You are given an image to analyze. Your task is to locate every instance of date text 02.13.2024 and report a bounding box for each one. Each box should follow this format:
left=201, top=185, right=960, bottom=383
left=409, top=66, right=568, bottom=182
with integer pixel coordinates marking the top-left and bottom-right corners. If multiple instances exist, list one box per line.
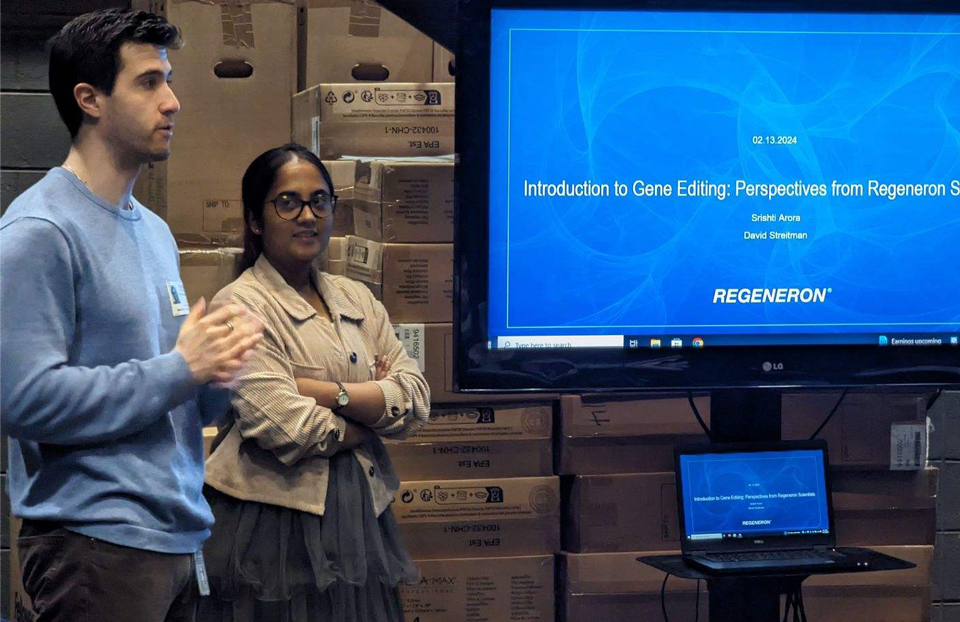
left=752, top=135, right=799, bottom=145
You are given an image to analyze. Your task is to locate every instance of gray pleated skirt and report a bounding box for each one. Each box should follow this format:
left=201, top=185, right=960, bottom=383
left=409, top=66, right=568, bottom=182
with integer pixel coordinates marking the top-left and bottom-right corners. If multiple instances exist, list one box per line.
left=197, top=450, right=418, bottom=622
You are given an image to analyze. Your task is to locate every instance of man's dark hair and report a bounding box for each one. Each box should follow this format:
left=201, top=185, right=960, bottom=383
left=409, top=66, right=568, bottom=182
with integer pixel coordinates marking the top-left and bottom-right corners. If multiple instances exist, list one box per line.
left=49, top=8, right=183, bottom=139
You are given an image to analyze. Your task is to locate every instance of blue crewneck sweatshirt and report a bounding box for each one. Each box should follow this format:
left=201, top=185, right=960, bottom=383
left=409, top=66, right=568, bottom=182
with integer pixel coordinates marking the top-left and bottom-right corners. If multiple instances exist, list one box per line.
left=1, top=168, right=229, bottom=554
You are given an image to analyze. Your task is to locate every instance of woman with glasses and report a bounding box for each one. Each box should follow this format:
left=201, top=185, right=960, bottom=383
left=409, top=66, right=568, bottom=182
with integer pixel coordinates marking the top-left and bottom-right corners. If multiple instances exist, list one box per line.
left=197, top=143, right=430, bottom=622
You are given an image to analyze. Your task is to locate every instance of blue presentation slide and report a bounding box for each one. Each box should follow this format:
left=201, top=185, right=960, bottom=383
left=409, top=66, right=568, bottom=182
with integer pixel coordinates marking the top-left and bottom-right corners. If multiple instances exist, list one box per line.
left=679, top=450, right=830, bottom=539
left=488, top=9, right=960, bottom=346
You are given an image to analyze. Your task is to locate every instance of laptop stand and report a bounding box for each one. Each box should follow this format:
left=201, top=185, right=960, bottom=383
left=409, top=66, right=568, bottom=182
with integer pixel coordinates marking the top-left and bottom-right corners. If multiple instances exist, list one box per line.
left=639, top=541, right=915, bottom=620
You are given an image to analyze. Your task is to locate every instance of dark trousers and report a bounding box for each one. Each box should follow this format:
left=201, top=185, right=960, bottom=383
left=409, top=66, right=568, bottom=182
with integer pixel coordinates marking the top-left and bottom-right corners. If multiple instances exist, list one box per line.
left=17, top=520, right=198, bottom=622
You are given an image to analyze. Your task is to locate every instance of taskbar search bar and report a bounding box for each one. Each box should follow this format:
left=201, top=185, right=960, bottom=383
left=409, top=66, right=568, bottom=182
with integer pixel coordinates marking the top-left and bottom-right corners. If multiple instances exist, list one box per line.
left=495, top=335, right=624, bottom=349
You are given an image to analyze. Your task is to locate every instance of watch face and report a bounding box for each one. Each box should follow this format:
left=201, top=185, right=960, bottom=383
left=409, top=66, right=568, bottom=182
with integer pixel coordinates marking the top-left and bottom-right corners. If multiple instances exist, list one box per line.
left=338, top=392, right=350, bottom=406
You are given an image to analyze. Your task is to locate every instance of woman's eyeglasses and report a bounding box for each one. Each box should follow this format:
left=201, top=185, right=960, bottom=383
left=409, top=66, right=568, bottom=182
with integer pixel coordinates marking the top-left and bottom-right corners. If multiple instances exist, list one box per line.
left=267, top=192, right=338, bottom=220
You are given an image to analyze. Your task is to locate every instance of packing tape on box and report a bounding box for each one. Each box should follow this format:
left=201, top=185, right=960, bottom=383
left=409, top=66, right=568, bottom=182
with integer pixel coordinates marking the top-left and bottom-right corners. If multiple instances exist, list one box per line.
left=172, top=0, right=294, bottom=48
left=307, top=0, right=357, bottom=7
left=173, top=0, right=294, bottom=4
left=181, top=248, right=219, bottom=267
left=307, top=0, right=383, bottom=37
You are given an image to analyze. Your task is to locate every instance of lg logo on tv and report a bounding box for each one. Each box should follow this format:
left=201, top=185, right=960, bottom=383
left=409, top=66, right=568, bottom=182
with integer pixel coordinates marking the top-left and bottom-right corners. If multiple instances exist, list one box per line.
left=762, top=361, right=784, bottom=372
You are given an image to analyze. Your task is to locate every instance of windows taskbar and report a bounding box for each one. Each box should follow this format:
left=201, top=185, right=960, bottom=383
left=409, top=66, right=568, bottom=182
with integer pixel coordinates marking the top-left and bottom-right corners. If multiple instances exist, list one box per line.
left=491, top=334, right=960, bottom=349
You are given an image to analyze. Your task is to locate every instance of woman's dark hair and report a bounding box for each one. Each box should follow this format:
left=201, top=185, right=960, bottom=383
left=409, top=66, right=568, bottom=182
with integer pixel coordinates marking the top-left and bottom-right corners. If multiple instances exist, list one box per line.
left=237, top=143, right=335, bottom=276
left=49, top=9, right=182, bottom=139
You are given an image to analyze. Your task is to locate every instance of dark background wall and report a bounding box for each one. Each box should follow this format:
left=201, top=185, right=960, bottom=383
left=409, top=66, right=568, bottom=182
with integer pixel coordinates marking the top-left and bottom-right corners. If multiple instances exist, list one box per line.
left=930, top=392, right=960, bottom=622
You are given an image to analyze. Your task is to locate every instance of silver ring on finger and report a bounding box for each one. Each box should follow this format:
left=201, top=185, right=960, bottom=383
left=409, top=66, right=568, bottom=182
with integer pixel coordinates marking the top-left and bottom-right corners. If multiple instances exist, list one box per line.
left=225, top=320, right=235, bottom=332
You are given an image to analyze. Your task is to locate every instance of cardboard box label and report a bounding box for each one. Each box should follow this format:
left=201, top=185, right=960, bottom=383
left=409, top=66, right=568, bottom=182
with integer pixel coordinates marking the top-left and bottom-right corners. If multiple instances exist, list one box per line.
left=344, top=235, right=383, bottom=283
left=380, top=244, right=452, bottom=323
left=395, top=323, right=426, bottom=371
left=202, top=199, right=244, bottom=233
left=384, top=406, right=554, bottom=479
left=389, top=404, right=552, bottom=442
left=354, top=159, right=454, bottom=242
left=324, top=85, right=445, bottom=113
left=400, top=556, right=554, bottom=622
left=395, top=478, right=559, bottom=523
left=387, top=439, right=553, bottom=480
left=293, top=83, right=454, bottom=159
left=891, top=424, right=926, bottom=470
left=420, top=405, right=551, bottom=440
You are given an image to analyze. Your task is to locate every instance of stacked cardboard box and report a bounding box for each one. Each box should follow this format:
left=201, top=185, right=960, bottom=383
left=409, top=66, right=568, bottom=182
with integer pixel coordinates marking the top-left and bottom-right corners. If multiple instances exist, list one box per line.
left=385, top=404, right=553, bottom=481
left=561, top=550, right=708, bottom=622
left=392, top=427, right=559, bottom=622
left=561, top=467, right=938, bottom=554
left=178, top=246, right=243, bottom=306
left=401, top=555, right=555, bottom=622
left=388, top=404, right=559, bottom=622
left=292, top=12, right=554, bottom=621
left=432, top=43, right=455, bottom=82
left=556, top=393, right=709, bottom=621
left=292, top=82, right=455, bottom=160
left=561, top=546, right=932, bottom=622
left=782, top=392, right=929, bottom=470
left=132, top=0, right=297, bottom=247
left=394, top=475, right=560, bottom=560
left=557, top=393, right=711, bottom=475
left=298, top=0, right=435, bottom=89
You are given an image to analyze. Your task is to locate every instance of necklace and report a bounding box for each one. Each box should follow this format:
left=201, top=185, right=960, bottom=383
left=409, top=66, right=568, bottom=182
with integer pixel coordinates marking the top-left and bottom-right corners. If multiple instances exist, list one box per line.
left=62, top=162, right=135, bottom=211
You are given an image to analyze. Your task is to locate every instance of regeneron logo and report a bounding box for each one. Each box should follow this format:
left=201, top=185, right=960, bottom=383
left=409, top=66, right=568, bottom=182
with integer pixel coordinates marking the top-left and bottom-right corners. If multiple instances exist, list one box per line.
left=713, top=287, right=832, bottom=304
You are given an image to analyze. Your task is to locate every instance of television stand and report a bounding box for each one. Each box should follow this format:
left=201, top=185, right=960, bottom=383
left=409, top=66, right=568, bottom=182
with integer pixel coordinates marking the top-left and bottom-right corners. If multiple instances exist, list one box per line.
left=694, top=388, right=784, bottom=620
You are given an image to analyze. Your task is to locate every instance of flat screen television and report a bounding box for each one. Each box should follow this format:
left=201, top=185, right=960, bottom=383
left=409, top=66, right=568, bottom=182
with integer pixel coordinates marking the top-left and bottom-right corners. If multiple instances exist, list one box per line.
left=454, top=0, right=960, bottom=394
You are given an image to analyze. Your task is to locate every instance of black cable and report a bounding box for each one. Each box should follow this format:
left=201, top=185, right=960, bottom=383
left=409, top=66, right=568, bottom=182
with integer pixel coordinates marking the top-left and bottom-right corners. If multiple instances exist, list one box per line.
left=661, top=573, right=670, bottom=622
left=781, top=586, right=792, bottom=622
left=660, top=573, right=701, bottom=622
left=797, top=584, right=808, bottom=622
left=809, top=389, right=849, bottom=440
left=694, top=579, right=700, bottom=622
left=687, top=392, right=713, bottom=441
left=927, top=388, right=944, bottom=412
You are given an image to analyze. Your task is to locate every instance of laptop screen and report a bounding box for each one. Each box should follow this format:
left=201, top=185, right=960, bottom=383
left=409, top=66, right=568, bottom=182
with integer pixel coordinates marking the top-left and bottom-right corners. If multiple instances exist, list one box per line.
left=677, top=448, right=831, bottom=544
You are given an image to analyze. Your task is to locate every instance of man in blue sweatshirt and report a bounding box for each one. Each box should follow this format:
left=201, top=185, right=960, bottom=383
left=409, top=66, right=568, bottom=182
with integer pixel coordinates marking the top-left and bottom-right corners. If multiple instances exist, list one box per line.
left=0, top=9, right=264, bottom=621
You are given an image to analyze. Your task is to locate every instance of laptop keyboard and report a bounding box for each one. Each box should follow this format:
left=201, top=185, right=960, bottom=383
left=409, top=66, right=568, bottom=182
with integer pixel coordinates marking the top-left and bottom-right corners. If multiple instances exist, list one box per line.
left=705, top=550, right=834, bottom=563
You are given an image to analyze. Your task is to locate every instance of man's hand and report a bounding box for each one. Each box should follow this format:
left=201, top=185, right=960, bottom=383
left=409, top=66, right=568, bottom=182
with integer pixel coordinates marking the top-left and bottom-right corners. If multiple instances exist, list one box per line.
left=174, top=298, right=264, bottom=385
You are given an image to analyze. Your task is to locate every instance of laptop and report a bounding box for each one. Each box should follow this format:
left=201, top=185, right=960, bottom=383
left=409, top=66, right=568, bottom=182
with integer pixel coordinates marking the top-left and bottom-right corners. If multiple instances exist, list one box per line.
left=675, top=440, right=856, bottom=574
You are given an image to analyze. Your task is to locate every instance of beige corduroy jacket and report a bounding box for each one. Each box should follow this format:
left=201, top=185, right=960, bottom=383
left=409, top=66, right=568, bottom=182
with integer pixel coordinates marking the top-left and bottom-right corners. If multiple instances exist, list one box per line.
left=204, top=254, right=430, bottom=516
